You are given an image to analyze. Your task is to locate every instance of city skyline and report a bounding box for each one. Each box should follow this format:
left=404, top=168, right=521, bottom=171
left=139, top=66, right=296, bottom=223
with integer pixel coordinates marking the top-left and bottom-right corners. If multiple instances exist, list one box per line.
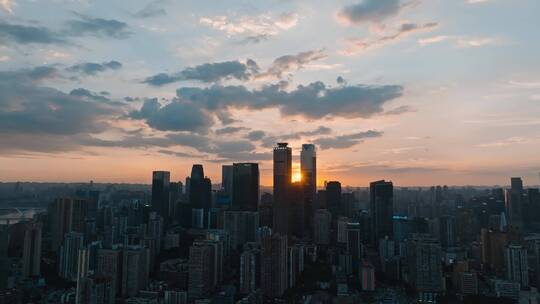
left=1, top=0, right=540, bottom=186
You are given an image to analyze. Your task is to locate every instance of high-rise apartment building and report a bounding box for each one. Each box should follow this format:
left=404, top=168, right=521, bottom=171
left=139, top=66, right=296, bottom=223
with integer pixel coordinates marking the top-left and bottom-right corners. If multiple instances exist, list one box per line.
left=22, top=221, right=42, bottom=277
left=59, top=232, right=84, bottom=282
left=505, top=244, right=529, bottom=289
left=260, top=233, right=288, bottom=298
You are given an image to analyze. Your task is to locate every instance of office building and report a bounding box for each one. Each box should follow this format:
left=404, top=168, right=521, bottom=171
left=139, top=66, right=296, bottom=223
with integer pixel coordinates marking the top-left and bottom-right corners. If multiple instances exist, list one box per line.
left=370, top=180, right=394, bottom=245
left=313, top=209, right=331, bottom=245
left=151, top=171, right=171, bottom=221
left=505, top=177, right=524, bottom=230
left=325, top=181, right=341, bottom=219
left=189, top=165, right=212, bottom=227
left=232, top=163, right=260, bottom=211
left=76, top=274, right=115, bottom=304
left=273, top=143, right=292, bottom=236
left=222, top=165, right=233, bottom=198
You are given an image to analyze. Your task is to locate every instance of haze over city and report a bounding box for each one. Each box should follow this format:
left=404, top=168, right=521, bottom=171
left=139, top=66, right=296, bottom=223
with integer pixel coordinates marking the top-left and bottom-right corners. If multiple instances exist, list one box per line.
left=1, top=0, right=539, bottom=186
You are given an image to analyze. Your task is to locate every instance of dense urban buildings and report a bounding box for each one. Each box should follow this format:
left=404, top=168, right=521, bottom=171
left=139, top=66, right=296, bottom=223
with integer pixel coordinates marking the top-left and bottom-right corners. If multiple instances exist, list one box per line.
left=2, top=143, right=540, bottom=304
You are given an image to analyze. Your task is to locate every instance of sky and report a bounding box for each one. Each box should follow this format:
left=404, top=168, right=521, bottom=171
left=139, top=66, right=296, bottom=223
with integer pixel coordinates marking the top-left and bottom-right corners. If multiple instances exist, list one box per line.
left=0, top=0, right=540, bottom=187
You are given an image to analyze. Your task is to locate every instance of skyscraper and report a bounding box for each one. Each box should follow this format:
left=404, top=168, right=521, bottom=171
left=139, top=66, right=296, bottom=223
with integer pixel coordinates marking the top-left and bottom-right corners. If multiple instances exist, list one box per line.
left=505, top=177, right=524, bottom=230
left=326, top=181, right=342, bottom=219
left=406, top=235, right=443, bottom=296
left=188, top=165, right=212, bottom=227
left=59, top=232, right=84, bottom=282
left=505, top=244, right=529, bottom=289
left=22, top=221, right=42, bottom=277
left=188, top=241, right=217, bottom=299
left=260, top=233, right=288, bottom=298
left=300, top=144, right=317, bottom=195
left=122, top=246, right=150, bottom=298
left=301, top=144, right=317, bottom=237
left=151, top=171, right=171, bottom=221
left=273, top=143, right=292, bottom=236
left=313, top=209, right=331, bottom=245
left=222, top=165, right=233, bottom=197
left=96, top=248, right=122, bottom=299
left=232, top=163, right=260, bottom=211
left=49, top=198, right=89, bottom=250
left=370, top=180, right=394, bottom=245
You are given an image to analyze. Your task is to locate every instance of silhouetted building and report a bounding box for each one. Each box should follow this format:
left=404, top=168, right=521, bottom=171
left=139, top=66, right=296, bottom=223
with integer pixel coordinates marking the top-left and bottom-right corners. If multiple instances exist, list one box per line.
left=273, top=143, right=292, bottom=236
left=151, top=171, right=171, bottom=221
left=505, top=177, right=524, bottom=230
left=122, top=246, right=150, bottom=298
left=240, top=246, right=260, bottom=295
left=505, top=244, right=528, bottom=289
left=326, top=181, right=341, bottom=220
left=370, top=180, right=394, bottom=245
left=301, top=144, right=317, bottom=236
left=406, top=235, right=443, bottom=296
left=232, top=163, right=259, bottom=211
left=59, top=232, right=84, bottom=282
left=260, top=233, right=288, bottom=298
left=96, top=248, right=122, bottom=299
left=313, top=209, right=331, bottom=245
left=222, top=165, right=233, bottom=198
left=189, top=165, right=212, bottom=227
left=22, top=221, right=42, bottom=277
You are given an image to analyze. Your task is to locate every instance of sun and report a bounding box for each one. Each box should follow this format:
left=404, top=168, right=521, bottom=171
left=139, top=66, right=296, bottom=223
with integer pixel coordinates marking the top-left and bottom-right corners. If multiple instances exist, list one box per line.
left=292, top=171, right=302, bottom=183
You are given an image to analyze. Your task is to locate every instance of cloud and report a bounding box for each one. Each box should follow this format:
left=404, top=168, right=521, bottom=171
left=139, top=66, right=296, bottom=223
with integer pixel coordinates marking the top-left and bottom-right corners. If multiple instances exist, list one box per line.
left=384, top=105, right=415, bottom=115
left=0, top=21, right=67, bottom=44
left=66, top=14, right=131, bottom=39
left=0, top=68, right=122, bottom=146
left=143, top=50, right=327, bottom=86
left=215, top=126, right=249, bottom=135
left=246, top=130, right=266, bottom=141
left=259, top=49, right=327, bottom=78
left=465, top=0, right=490, bottom=4
left=338, top=0, right=401, bottom=25
left=200, top=12, right=299, bottom=39
left=457, top=37, right=497, bottom=48
left=1, top=0, right=15, bottom=13
left=177, top=81, right=403, bottom=120
left=476, top=137, right=532, bottom=148
left=129, top=98, right=214, bottom=133
left=66, top=60, right=122, bottom=76
left=418, top=35, right=449, bottom=46
left=341, top=22, right=438, bottom=55
left=260, top=126, right=333, bottom=148
left=313, top=130, right=383, bottom=149
left=133, top=1, right=167, bottom=18
left=142, top=60, right=259, bottom=86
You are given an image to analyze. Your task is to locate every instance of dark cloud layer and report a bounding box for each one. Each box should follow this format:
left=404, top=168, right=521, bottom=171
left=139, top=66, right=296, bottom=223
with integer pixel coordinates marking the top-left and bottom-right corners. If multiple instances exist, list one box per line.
left=142, top=50, right=325, bottom=86
left=215, top=126, right=249, bottom=135
left=129, top=98, right=213, bottom=133
left=314, top=130, right=383, bottom=149
left=177, top=81, right=403, bottom=120
left=0, top=69, right=121, bottom=137
left=67, top=61, right=122, bottom=76
left=66, top=15, right=131, bottom=39
left=339, top=0, right=401, bottom=24
left=0, top=22, right=67, bottom=44
left=142, top=60, right=259, bottom=86
left=0, top=15, right=131, bottom=46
